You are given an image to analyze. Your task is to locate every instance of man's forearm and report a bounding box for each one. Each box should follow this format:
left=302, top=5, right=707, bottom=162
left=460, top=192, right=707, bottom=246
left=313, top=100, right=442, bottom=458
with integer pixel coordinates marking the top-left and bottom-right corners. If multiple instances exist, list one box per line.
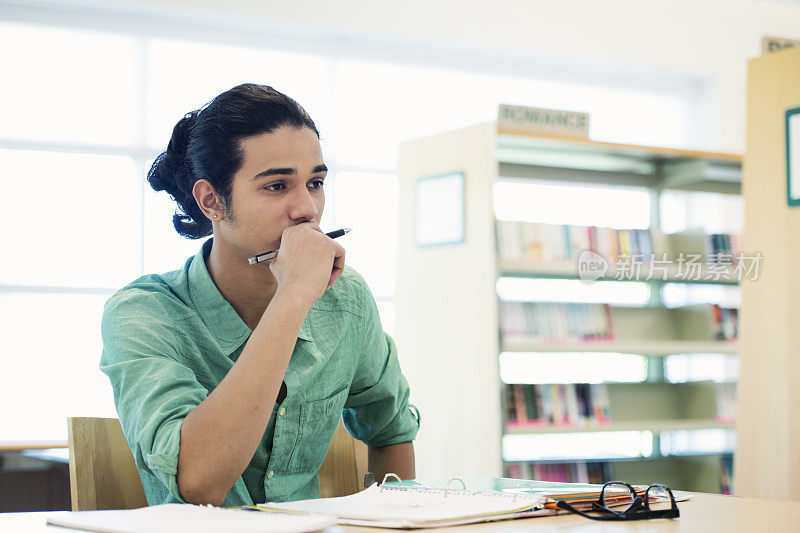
left=177, top=289, right=312, bottom=506
left=368, top=441, right=416, bottom=483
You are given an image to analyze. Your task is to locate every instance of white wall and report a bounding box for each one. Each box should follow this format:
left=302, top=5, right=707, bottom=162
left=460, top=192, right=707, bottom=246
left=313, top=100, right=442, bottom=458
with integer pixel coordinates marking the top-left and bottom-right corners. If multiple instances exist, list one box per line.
left=94, top=0, right=800, bottom=152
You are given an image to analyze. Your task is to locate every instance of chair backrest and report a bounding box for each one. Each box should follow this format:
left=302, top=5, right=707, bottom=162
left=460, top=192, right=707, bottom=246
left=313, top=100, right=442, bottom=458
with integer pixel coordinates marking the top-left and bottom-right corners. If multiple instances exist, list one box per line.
left=67, top=417, right=148, bottom=511
left=319, top=418, right=369, bottom=498
left=68, top=416, right=366, bottom=509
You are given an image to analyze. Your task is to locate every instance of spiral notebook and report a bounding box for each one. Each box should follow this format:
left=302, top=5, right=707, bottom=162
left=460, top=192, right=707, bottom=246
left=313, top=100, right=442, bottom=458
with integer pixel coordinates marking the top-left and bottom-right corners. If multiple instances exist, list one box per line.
left=256, top=483, right=551, bottom=529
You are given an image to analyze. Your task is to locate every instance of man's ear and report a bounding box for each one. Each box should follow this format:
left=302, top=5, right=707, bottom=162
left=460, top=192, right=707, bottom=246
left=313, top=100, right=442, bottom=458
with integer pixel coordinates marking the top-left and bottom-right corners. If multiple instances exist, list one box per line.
left=192, top=179, right=224, bottom=222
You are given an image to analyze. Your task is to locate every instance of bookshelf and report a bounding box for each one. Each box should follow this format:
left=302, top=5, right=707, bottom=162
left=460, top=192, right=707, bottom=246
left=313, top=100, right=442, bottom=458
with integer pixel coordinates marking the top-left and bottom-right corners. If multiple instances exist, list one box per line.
left=396, top=123, right=742, bottom=494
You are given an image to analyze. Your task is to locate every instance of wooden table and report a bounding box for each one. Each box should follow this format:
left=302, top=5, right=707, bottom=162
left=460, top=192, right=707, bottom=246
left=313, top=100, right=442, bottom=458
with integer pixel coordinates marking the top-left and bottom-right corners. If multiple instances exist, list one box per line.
left=2, top=493, right=799, bottom=532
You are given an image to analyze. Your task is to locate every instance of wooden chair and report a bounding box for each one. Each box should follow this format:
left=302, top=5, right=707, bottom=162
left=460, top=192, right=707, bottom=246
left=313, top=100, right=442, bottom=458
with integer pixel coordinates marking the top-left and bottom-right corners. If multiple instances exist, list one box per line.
left=67, top=416, right=367, bottom=510
left=67, top=417, right=148, bottom=511
left=319, top=419, right=369, bottom=498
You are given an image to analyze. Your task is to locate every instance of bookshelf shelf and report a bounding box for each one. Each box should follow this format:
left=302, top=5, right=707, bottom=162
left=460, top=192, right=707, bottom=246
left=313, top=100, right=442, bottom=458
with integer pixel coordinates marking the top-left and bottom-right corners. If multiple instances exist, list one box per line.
left=397, top=122, right=742, bottom=492
left=495, top=130, right=742, bottom=165
left=501, top=339, right=739, bottom=355
left=495, top=131, right=742, bottom=195
left=512, top=452, right=734, bottom=464
left=505, top=419, right=735, bottom=435
left=498, top=259, right=740, bottom=285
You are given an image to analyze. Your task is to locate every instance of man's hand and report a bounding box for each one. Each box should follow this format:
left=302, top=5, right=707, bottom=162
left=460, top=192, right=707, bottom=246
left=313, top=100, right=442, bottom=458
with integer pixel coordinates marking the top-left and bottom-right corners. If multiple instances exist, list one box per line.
left=269, top=222, right=346, bottom=305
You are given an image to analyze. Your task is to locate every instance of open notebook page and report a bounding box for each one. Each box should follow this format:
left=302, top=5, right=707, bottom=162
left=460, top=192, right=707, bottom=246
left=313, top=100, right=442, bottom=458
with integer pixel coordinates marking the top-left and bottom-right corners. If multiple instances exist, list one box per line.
left=260, top=484, right=547, bottom=526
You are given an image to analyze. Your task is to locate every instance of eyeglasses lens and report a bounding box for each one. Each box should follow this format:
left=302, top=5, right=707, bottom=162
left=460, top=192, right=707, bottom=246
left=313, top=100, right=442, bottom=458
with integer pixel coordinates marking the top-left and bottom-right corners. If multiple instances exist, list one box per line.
left=645, top=485, right=670, bottom=509
left=601, top=482, right=635, bottom=510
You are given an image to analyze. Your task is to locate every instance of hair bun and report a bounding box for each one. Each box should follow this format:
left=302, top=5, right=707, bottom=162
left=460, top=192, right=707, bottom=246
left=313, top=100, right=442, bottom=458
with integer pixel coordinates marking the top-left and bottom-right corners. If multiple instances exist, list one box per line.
left=147, top=111, right=198, bottom=199
left=147, top=110, right=212, bottom=239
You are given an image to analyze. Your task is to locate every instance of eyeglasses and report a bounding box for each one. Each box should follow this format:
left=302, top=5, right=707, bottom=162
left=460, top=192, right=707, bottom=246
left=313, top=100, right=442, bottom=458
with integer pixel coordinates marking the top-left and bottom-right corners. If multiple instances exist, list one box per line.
left=556, top=481, right=680, bottom=521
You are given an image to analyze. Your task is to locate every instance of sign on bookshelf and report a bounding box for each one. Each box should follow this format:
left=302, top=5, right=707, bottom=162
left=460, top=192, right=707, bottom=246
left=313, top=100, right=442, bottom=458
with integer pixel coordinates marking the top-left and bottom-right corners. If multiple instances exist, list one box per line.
left=414, top=171, right=465, bottom=247
left=787, top=107, right=800, bottom=207
left=498, top=104, right=589, bottom=138
left=763, top=36, right=800, bottom=55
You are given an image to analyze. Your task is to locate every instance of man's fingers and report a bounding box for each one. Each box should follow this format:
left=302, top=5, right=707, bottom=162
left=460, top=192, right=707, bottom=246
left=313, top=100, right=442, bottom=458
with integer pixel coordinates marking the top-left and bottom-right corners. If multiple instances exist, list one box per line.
left=331, top=243, right=346, bottom=273
left=305, top=221, right=323, bottom=233
left=327, top=243, right=345, bottom=289
left=332, top=240, right=346, bottom=258
left=327, top=268, right=343, bottom=290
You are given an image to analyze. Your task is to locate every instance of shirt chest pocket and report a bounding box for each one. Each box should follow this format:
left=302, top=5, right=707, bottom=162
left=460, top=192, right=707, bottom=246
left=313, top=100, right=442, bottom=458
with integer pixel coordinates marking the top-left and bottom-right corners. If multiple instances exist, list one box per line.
left=287, top=386, right=350, bottom=474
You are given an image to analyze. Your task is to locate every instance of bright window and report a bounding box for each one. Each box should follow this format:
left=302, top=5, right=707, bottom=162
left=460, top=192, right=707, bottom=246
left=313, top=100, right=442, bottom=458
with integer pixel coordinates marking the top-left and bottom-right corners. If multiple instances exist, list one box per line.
left=499, top=352, right=648, bottom=384
left=1, top=149, right=140, bottom=288
left=494, top=180, right=651, bottom=229
left=503, top=431, right=653, bottom=461
left=497, top=278, right=651, bottom=306
left=146, top=39, right=330, bottom=149
left=660, top=190, right=744, bottom=235
left=0, top=293, right=117, bottom=442
left=332, top=172, right=399, bottom=298
left=664, top=353, right=739, bottom=383
left=0, top=22, right=140, bottom=146
left=660, top=429, right=736, bottom=456
left=661, top=283, right=742, bottom=309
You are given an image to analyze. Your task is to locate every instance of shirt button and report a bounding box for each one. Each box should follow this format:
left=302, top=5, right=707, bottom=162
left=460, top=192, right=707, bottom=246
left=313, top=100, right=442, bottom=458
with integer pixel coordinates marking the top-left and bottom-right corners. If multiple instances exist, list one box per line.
left=279, top=407, right=285, bottom=416
left=267, top=471, right=275, bottom=479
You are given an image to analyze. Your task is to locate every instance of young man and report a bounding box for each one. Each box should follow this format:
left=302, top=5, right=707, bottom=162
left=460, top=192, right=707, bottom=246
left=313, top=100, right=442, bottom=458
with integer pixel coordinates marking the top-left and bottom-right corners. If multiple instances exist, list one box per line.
left=100, top=84, right=418, bottom=507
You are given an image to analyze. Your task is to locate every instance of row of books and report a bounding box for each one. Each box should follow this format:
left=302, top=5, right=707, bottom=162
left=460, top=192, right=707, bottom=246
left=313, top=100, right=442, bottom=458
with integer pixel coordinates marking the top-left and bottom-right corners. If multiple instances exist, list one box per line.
left=719, top=454, right=734, bottom=495
left=715, top=382, right=737, bottom=424
left=505, top=461, right=612, bottom=484
left=506, top=456, right=732, bottom=494
left=500, top=302, right=614, bottom=343
left=711, top=305, right=739, bottom=341
left=706, top=233, right=741, bottom=264
left=505, top=383, right=612, bottom=427
left=496, top=221, right=653, bottom=263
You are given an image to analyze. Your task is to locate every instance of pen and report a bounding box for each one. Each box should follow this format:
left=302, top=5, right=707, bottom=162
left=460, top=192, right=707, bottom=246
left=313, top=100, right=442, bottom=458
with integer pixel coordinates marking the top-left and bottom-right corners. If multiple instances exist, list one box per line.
left=247, top=228, right=352, bottom=265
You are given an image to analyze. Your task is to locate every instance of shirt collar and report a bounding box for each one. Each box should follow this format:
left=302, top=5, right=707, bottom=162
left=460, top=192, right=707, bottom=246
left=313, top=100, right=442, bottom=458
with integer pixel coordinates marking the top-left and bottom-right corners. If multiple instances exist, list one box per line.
left=187, top=239, right=312, bottom=352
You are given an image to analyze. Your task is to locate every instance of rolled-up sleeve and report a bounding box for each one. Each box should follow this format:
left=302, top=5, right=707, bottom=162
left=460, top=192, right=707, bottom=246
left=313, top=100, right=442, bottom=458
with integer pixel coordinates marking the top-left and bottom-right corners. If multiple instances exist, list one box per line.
left=342, top=277, right=420, bottom=448
left=99, top=289, right=251, bottom=505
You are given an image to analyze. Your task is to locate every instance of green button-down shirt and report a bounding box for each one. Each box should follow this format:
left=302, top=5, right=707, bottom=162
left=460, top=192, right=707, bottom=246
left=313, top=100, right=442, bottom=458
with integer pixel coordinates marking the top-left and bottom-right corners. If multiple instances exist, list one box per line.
left=100, top=239, right=419, bottom=506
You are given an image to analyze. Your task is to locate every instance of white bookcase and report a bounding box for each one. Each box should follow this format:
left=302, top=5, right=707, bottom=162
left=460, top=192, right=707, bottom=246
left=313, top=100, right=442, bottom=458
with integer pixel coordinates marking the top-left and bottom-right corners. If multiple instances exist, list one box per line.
left=396, top=123, right=742, bottom=492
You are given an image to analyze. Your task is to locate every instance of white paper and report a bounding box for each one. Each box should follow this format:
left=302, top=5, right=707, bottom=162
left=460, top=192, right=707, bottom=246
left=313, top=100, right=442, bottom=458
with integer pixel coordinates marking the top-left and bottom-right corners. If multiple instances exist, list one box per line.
left=46, top=504, right=336, bottom=533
